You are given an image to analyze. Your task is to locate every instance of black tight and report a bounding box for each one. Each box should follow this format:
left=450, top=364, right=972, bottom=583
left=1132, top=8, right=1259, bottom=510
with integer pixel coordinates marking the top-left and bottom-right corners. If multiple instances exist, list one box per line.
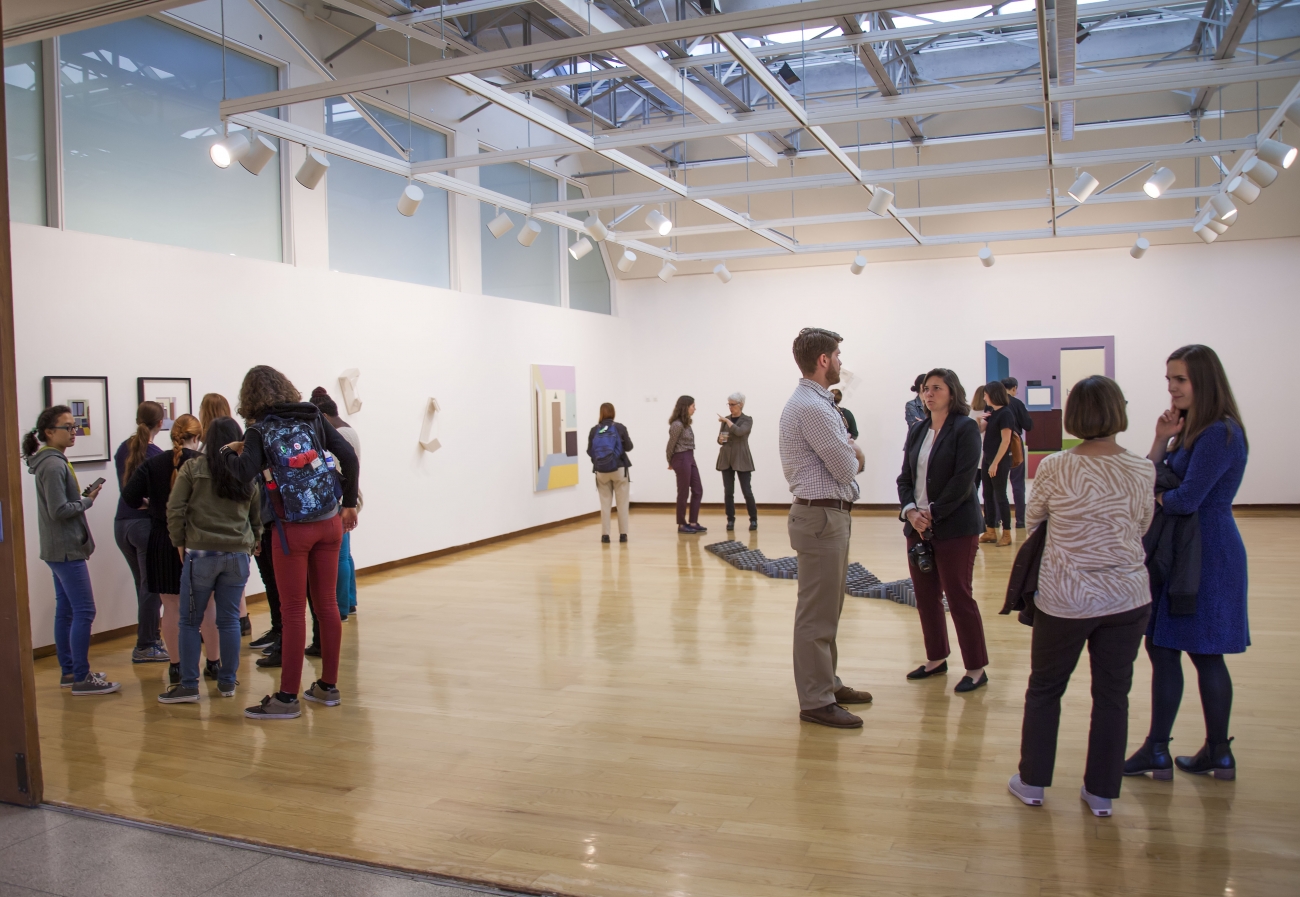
left=1146, top=637, right=1233, bottom=744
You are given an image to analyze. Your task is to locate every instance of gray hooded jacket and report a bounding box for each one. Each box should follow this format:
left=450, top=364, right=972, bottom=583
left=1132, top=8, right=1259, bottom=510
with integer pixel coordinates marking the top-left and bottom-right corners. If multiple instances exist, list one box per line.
left=26, top=447, right=95, bottom=562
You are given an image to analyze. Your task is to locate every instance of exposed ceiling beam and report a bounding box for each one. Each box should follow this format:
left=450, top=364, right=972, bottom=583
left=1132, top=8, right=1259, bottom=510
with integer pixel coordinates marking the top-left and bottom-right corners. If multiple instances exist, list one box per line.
left=323, top=0, right=447, bottom=50
left=836, top=14, right=924, bottom=142
left=1036, top=0, right=1059, bottom=233
left=1191, top=0, right=1258, bottom=112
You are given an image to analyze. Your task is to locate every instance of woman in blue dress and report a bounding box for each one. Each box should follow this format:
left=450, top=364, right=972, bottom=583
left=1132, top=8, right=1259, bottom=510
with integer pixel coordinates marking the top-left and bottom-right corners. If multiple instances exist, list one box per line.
left=1126, top=345, right=1248, bottom=780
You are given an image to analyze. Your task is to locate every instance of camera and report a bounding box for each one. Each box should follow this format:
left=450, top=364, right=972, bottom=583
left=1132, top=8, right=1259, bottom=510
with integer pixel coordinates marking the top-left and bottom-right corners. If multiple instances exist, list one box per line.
left=909, top=537, right=935, bottom=575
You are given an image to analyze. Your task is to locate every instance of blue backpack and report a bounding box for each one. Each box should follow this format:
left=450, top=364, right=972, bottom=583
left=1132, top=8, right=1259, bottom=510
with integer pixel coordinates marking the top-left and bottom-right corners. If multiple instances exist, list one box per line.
left=591, top=423, right=624, bottom=473
left=256, top=413, right=342, bottom=533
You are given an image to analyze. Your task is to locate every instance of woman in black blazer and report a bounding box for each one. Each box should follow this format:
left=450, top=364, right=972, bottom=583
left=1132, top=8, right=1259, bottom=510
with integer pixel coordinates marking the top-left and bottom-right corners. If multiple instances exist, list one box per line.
left=897, top=368, right=991, bottom=693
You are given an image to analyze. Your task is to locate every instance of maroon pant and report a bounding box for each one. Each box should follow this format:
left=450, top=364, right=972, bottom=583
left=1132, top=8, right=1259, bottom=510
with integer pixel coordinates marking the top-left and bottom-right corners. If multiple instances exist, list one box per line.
left=670, top=450, right=702, bottom=525
left=906, top=532, right=989, bottom=670
left=271, top=515, right=343, bottom=694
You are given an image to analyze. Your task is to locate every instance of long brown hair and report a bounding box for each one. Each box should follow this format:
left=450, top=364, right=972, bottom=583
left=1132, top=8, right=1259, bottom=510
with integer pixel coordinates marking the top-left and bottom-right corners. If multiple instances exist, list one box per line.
left=237, top=365, right=301, bottom=423
left=169, top=414, right=203, bottom=486
left=1168, top=344, right=1248, bottom=450
left=125, top=401, right=165, bottom=481
left=669, top=395, right=694, bottom=427
left=199, top=393, right=231, bottom=433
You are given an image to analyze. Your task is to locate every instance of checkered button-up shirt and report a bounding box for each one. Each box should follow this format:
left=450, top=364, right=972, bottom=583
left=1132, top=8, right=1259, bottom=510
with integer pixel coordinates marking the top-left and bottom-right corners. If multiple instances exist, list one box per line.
left=779, top=379, right=861, bottom=502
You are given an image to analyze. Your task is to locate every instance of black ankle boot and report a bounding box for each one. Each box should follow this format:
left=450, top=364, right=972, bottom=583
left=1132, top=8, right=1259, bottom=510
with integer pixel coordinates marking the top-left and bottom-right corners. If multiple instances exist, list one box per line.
left=1124, top=737, right=1173, bottom=780
left=239, top=615, right=251, bottom=636
left=1175, top=738, right=1236, bottom=780
left=203, top=659, right=221, bottom=681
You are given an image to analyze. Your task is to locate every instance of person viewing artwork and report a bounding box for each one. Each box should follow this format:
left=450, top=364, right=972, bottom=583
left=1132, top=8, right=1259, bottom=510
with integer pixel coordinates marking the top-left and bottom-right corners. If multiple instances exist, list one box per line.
left=666, top=395, right=705, bottom=534
left=979, top=380, right=1015, bottom=547
left=779, top=328, right=872, bottom=729
left=1007, top=376, right=1155, bottom=818
left=716, top=393, right=757, bottom=532
left=830, top=388, right=858, bottom=440
left=1125, top=344, right=1248, bottom=781
left=24, top=405, right=118, bottom=695
left=904, top=374, right=926, bottom=427
left=897, top=368, right=989, bottom=693
left=1001, top=377, right=1035, bottom=530
left=200, top=392, right=253, bottom=637
left=587, top=403, right=633, bottom=544
left=311, top=387, right=361, bottom=621
left=114, top=400, right=168, bottom=664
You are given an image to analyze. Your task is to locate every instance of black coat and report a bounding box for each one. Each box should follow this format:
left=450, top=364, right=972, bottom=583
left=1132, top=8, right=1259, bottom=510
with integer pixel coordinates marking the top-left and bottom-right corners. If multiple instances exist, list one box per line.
left=1143, top=462, right=1201, bottom=616
left=897, top=413, right=985, bottom=540
left=1000, top=522, right=1046, bottom=626
left=1008, top=395, right=1034, bottom=434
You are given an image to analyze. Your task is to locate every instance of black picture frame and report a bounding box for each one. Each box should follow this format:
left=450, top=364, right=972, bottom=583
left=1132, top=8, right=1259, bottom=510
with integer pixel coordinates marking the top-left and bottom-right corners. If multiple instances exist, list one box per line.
left=42, top=376, right=110, bottom=464
left=136, top=378, right=193, bottom=430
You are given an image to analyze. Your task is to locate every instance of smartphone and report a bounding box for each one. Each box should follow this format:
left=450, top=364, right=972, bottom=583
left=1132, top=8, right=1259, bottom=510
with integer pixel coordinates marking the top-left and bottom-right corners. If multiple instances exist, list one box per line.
left=82, top=477, right=105, bottom=497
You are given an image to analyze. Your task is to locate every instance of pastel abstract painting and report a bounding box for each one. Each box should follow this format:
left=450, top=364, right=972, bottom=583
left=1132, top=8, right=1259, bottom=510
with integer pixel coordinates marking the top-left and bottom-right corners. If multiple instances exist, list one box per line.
left=531, top=364, right=579, bottom=491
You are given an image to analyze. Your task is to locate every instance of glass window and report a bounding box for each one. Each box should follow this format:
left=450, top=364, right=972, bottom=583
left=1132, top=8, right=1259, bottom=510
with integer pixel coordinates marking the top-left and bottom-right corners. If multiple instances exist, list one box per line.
left=566, top=184, right=610, bottom=315
left=480, top=163, right=559, bottom=306
left=324, top=98, right=449, bottom=289
left=5, top=42, right=45, bottom=225
left=59, top=17, right=282, bottom=261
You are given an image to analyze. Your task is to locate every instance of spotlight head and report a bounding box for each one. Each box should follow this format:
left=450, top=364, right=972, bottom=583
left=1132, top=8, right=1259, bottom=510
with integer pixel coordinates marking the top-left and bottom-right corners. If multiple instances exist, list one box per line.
left=294, top=148, right=330, bottom=190
left=396, top=183, right=424, bottom=217
left=210, top=131, right=250, bottom=169
left=487, top=210, right=514, bottom=239
left=617, top=248, right=637, bottom=273
left=867, top=188, right=893, bottom=216
left=849, top=254, right=867, bottom=275
left=1067, top=171, right=1100, bottom=203
left=239, top=132, right=278, bottom=176
left=1197, top=212, right=1228, bottom=234
left=645, top=209, right=673, bottom=236
left=777, top=62, right=800, bottom=86
left=1286, top=99, right=1300, bottom=129
left=1227, top=175, right=1261, bottom=205
left=1143, top=167, right=1176, bottom=198
left=1242, top=157, right=1278, bottom=188
left=1257, top=137, right=1297, bottom=170
left=657, top=261, right=677, bottom=283
left=568, top=236, right=594, bottom=260
left=1192, top=222, right=1218, bottom=244
left=713, top=262, right=732, bottom=283
left=584, top=214, right=609, bottom=242
left=1130, top=237, right=1150, bottom=259
left=517, top=219, right=543, bottom=247
left=979, top=247, right=995, bottom=268
left=1208, top=193, right=1237, bottom=223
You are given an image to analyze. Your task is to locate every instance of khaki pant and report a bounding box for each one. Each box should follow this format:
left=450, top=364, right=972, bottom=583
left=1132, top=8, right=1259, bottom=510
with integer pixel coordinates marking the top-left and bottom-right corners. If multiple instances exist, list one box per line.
left=595, top=469, right=630, bottom=537
left=788, top=504, right=851, bottom=710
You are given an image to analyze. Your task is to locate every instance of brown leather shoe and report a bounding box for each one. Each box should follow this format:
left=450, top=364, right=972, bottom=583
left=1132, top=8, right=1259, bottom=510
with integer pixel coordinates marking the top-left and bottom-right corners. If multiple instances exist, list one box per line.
left=799, top=703, right=863, bottom=728
left=833, top=685, right=873, bottom=704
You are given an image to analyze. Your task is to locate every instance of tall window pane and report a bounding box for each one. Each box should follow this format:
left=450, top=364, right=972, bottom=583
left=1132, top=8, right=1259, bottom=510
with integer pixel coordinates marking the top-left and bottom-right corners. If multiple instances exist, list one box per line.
left=325, top=98, right=449, bottom=289
left=60, top=17, right=282, bottom=261
left=566, top=184, right=610, bottom=314
left=4, top=42, right=45, bottom=225
left=480, top=163, right=559, bottom=306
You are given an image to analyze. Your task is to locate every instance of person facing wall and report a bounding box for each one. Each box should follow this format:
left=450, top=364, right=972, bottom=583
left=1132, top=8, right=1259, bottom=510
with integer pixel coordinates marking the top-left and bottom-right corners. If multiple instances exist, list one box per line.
left=979, top=380, right=1015, bottom=547
left=1001, top=377, right=1035, bottom=530
left=114, top=400, right=167, bottom=664
left=666, top=396, right=704, bottom=535
left=716, top=392, right=756, bottom=532
left=311, top=387, right=360, bottom=622
left=587, top=402, right=633, bottom=544
left=199, top=392, right=252, bottom=638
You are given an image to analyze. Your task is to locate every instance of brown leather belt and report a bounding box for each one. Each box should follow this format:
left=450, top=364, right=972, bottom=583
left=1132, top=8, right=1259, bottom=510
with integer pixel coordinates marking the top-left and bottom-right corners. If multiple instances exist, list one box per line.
left=792, top=497, right=854, bottom=512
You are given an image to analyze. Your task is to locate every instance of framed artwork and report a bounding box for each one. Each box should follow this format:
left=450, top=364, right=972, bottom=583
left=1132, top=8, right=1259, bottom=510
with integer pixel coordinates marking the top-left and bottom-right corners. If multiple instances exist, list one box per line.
left=137, top=378, right=192, bottom=429
left=42, top=376, right=110, bottom=463
left=530, top=364, right=578, bottom=491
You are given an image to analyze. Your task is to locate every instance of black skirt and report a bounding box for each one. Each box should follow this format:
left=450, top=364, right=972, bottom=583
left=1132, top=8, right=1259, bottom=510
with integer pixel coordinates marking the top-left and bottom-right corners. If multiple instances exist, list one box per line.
left=145, top=519, right=183, bottom=595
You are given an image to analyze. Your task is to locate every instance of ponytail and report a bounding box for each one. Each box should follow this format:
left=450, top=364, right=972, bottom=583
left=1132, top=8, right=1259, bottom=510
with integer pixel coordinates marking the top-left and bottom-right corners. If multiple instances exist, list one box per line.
left=125, top=401, right=165, bottom=481
left=168, top=413, right=203, bottom=487
left=22, top=406, right=72, bottom=459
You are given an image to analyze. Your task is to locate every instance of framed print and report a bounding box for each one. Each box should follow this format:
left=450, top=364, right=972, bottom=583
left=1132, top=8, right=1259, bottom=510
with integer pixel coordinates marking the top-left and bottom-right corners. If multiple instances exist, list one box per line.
left=137, top=378, right=192, bottom=430
left=42, top=376, right=110, bottom=463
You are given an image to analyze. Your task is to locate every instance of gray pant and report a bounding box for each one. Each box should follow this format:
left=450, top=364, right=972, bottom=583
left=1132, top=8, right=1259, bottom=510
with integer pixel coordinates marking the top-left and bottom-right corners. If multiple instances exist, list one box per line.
left=114, top=517, right=159, bottom=649
left=595, top=469, right=630, bottom=536
left=788, top=504, right=851, bottom=710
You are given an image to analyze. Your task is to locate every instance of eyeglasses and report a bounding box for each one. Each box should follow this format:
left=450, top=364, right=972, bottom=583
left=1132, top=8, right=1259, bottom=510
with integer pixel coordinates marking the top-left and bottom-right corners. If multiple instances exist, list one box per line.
left=49, top=425, right=77, bottom=432
left=727, top=402, right=741, bottom=407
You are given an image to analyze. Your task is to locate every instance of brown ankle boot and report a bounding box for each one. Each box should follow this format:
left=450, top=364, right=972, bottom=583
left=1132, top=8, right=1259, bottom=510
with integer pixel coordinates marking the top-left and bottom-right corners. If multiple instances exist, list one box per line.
left=997, top=529, right=1012, bottom=547
left=978, top=527, right=997, bottom=543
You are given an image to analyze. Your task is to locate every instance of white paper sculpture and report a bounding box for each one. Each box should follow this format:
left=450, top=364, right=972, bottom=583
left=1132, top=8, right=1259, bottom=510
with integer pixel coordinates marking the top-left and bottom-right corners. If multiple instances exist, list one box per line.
left=338, top=368, right=362, bottom=414
left=419, top=397, right=441, bottom=453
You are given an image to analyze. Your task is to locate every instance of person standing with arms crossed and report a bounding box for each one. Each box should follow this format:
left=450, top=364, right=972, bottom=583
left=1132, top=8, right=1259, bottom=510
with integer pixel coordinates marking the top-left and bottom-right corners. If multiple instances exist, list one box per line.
left=779, top=328, right=873, bottom=728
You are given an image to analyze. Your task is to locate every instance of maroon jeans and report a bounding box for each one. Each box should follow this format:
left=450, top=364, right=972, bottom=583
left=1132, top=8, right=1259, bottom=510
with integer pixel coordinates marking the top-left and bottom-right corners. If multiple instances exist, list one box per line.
left=670, top=450, right=702, bottom=526
left=271, top=515, right=343, bottom=694
left=906, top=532, right=989, bottom=670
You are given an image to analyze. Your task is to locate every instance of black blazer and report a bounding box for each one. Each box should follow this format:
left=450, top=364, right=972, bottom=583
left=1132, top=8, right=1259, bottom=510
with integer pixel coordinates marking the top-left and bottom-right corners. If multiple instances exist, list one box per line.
left=896, top=413, right=984, bottom=540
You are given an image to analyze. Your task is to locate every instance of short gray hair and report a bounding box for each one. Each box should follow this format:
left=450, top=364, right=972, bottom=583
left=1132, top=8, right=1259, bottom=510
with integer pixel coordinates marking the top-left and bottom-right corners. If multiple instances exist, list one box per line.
left=728, top=392, right=746, bottom=405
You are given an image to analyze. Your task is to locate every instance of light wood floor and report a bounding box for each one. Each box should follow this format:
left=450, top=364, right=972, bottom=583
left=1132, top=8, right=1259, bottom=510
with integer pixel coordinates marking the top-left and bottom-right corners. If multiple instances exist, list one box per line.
left=34, top=509, right=1300, bottom=897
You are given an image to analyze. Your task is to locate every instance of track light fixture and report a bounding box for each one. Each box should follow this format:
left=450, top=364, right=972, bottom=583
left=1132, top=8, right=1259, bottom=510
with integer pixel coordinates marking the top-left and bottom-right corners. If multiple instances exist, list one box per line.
left=1208, top=193, right=1237, bottom=224
left=867, top=188, right=893, bottom=216
left=657, top=261, right=677, bottom=282
left=397, top=183, right=423, bottom=217
left=1196, top=211, right=1228, bottom=235
left=517, top=220, right=542, bottom=247
left=1067, top=172, right=1100, bottom=203
left=295, top=148, right=330, bottom=190
left=568, top=236, right=593, bottom=260
left=849, top=254, right=867, bottom=275
left=487, top=210, right=514, bottom=239
left=239, top=133, right=278, bottom=176
left=1286, top=100, right=1300, bottom=128
left=1227, top=175, right=1261, bottom=205
left=979, top=246, right=995, bottom=268
left=1257, top=137, right=1297, bottom=170
left=1193, top=221, right=1219, bottom=244
left=1130, top=236, right=1149, bottom=259
left=645, top=209, right=673, bottom=236
left=713, top=262, right=732, bottom=283
left=617, top=248, right=637, bottom=273
left=585, top=214, right=610, bottom=241
left=1242, top=157, right=1278, bottom=188
left=1143, top=167, right=1175, bottom=198
left=210, top=131, right=250, bottom=169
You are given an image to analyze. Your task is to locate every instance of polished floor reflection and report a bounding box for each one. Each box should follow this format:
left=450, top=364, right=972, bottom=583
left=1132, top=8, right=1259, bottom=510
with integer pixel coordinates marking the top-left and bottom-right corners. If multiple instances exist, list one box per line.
left=35, top=509, right=1300, bottom=897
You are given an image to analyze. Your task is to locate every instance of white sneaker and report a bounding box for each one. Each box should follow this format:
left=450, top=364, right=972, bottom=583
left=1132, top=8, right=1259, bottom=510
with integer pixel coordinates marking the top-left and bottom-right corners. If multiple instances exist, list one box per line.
left=1080, top=787, right=1112, bottom=817
left=1008, top=774, right=1043, bottom=807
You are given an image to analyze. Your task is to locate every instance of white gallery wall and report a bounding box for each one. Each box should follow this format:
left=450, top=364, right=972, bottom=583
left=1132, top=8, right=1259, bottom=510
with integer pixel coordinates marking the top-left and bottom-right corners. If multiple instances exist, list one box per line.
left=614, top=237, right=1300, bottom=509
left=12, top=223, right=625, bottom=648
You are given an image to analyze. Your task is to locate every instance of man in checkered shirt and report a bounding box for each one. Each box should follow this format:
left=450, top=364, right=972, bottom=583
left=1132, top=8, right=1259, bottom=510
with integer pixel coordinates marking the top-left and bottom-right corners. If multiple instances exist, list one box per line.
left=779, top=328, right=873, bottom=729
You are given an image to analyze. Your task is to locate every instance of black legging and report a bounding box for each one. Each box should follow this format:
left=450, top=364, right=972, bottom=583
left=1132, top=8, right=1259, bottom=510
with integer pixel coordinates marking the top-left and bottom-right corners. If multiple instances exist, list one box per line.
left=982, top=464, right=1011, bottom=530
left=1146, top=637, right=1233, bottom=744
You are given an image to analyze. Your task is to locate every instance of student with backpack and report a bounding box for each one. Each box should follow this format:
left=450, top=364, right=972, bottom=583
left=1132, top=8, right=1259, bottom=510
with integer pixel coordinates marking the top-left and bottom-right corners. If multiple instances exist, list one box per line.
left=222, top=366, right=359, bottom=721
left=586, top=403, right=633, bottom=544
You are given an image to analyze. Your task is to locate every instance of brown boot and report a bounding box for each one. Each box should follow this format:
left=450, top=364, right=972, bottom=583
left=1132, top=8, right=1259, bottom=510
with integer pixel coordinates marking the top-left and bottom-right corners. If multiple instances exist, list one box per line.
left=978, top=527, right=997, bottom=543
left=799, top=703, right=863, bottom=729
left=997, top=529, right=1012, bottom=547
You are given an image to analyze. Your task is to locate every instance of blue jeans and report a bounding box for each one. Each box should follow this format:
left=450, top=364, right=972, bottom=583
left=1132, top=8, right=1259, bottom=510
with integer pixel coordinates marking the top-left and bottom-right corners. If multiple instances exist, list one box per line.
left=179, top=552, right=250, bottom=690
left=47, top=560, right=96, bottom=681
left=337, top=532, right=357, bottom=619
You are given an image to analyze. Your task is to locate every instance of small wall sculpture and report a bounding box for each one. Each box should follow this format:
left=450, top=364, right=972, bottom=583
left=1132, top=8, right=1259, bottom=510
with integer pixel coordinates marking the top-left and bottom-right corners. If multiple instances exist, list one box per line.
left=419, top=397, right=441, bottom=453
left=338, top=368, right=362, bottom=414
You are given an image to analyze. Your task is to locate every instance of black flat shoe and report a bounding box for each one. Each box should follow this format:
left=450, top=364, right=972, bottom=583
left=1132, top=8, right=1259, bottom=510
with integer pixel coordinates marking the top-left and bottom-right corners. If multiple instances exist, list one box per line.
left=601, top=535, right=610, bottom=544
left=749, top=521, right=758, bottom=531
left=1124, top=737, right=1174, bottom=780
left=1175, top=738, right=1236, bottom=780
left=907, top=661, right=948, bottom=680
left=954, top=672, right=989, bottom=693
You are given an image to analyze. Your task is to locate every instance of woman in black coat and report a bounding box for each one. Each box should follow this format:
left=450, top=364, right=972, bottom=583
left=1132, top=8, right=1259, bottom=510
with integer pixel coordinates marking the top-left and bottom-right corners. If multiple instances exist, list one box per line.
left=897, top=368, right=991, bottom=693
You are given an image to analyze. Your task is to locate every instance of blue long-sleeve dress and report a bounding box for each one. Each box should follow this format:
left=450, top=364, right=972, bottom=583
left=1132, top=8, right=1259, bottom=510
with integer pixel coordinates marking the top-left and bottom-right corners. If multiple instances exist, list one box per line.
left=1148, top=420, right=1249, bottom=654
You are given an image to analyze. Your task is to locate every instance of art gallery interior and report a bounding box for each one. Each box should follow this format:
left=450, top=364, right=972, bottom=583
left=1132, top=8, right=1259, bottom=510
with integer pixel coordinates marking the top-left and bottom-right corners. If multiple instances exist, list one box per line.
left=0, top=0, right=1297, bottom=895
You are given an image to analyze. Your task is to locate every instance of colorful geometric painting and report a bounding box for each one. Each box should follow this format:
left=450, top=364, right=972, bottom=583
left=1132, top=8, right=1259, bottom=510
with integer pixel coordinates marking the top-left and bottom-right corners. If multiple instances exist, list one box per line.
left=531, top=364, right=579, bottom=491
